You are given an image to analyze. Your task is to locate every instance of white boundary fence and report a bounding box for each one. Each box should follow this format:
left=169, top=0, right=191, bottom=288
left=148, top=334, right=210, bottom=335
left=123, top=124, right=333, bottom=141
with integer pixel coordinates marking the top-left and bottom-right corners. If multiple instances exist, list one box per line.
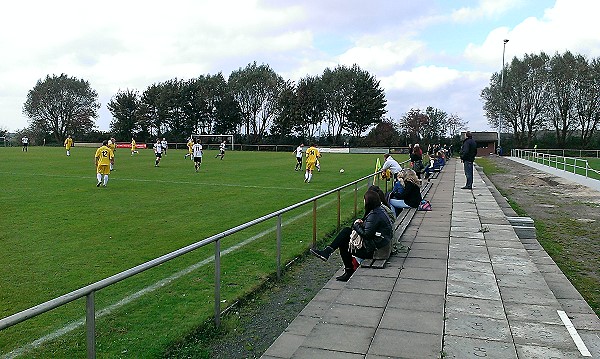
left=511, top=149, right=600, bottom=179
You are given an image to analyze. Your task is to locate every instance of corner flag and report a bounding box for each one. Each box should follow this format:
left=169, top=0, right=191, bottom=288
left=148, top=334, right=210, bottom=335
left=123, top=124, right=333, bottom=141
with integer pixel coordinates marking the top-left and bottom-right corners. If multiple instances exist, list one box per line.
left=373, top=158, right=381, bottom=182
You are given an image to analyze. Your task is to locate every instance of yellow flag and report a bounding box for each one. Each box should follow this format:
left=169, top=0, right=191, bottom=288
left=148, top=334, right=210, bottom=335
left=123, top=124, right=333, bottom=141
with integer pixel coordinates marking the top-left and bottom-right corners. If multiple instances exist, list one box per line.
left=373, top=157, right=381, bottom=182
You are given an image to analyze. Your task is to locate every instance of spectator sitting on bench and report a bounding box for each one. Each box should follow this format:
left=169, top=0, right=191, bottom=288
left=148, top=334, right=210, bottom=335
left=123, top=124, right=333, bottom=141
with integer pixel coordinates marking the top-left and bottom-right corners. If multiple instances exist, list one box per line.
left=424, top=151, right=446, bottom=181
left=388, top=169, right=422, bottom=217
left=310, top=190, right=392, bottom=282
left=369, top=185, right=395, bottom=222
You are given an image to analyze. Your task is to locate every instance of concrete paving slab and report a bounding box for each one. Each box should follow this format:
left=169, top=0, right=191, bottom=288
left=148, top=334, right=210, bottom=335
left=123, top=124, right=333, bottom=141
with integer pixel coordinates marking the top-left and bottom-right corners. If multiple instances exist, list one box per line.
left=284, top=315, right=321, bottom=336
left=393, top=278, right=446, bottom=295
left=345, top=275, right=397, bottom=291
left=579, top=331, right=600, bottom=357
left=499, top=286, right=559, bottom=306
left=445, top=295, right=506, bottom=320
left=407, top=248, right=448, bottom=260
left=484, top=239, right=525, bottom=248
left=445, top=312, right=512, bottom=341
left=514, top=344, right=588, bottom=359
left=311, top=288, right=341, bottom=303
left=408, top=241, right=448, bottom=251
left=325, top=303, right=385, bottom=328
left=447, top=258, right=493, bottom=273
left=303, top=322, right=375, bottom=354
left=569, top=313, right=600, bottom=331
left=398, top=267, right=447, bottom=281
left=509, top=321, right=577, bottom=349
left=292, top=346, right=364, bottom=359
left=491, top=262, right=539, bottom=276
left=379, top=307, right=444, bottom=335
left=334, top=288, right=391, bottom=308
left=447, top=278, right=502, bottom=300
left=448, top=248, right=491, bottom=263
left=546, top=280, right=586, bottom=299
left=298, top=299, right=334, bottom=318
left=503, top=303, right=563, bottom=325
left=402, top=257, right=447, bottom=269
left=558, top=298, right=598, bottom=314
left=495, top=274, right=556, bottom=291
left=369, top=328, right=442, bottom=358
left=263, top=332, right=306, bottom=358
left=387, top=292, right=445, bottom=313
left=443, top=335, right=517, bottom=359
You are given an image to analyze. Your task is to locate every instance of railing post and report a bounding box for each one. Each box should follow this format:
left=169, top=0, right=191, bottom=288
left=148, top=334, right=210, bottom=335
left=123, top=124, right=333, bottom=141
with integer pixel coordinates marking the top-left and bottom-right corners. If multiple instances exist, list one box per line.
left=312, top=200, right=317, bottom=248
left=214, top=239, right=221, bottom=327
left=336, top=190, right=341, bottom=231
left=354, top=183, right=358, bottom=219
left=276, top=214, right=282, bottom=280
left=86, top=292, right=96, bottom=359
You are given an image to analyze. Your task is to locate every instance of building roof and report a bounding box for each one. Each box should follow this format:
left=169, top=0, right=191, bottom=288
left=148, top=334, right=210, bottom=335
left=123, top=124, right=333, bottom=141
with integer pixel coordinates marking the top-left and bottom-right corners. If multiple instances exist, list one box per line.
left=461, top=131, right=498, bottom=142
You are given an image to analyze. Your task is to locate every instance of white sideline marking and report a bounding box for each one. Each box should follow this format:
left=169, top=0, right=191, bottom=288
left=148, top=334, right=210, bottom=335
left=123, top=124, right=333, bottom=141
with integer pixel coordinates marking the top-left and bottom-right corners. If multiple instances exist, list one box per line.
left=2, top=195, right=347, bottom=358
left=557, top=310, right=592, bottom=357
left=0, top=171, right=317, bottom=192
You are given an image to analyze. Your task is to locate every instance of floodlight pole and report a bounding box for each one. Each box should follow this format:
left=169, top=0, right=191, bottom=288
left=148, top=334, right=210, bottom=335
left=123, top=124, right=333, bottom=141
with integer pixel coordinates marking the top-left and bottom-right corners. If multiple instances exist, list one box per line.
left=498, top=38, right=509, bottom=151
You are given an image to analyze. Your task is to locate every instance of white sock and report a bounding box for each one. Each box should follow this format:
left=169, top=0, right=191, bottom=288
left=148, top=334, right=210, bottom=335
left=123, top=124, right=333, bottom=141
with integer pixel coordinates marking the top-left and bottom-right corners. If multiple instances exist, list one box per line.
left=308, top=173, right=312, bottom=182
left=305, top=172, right=308, bottom=180
left=67, top=151, right=70, bottom=156
left=104, top=175, right=109, bottom=186
left=96, top=173, right=102, bottom=183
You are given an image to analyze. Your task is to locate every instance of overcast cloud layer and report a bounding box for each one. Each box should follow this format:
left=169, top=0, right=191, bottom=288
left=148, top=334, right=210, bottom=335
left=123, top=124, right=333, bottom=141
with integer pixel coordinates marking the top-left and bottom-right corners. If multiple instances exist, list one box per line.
left=1, top=0, right=599, bottom=133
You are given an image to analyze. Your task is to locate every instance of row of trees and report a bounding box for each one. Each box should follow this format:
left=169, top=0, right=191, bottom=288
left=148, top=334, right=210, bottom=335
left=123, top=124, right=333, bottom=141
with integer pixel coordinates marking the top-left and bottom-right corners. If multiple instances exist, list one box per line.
left=107, top=62, right=387, bottom=144
left=482, top=51, right=600, bottom=149
left=20, top=63, right=467, bottom=147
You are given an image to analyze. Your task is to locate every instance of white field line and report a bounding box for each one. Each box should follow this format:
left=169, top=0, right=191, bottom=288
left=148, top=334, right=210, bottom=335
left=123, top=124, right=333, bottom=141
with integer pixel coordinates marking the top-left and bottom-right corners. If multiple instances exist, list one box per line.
left=557, top=310, right=592, bottom=357
left=2, top=192, right=354, bottom=359
left=0, top=171, right=317, bottom=192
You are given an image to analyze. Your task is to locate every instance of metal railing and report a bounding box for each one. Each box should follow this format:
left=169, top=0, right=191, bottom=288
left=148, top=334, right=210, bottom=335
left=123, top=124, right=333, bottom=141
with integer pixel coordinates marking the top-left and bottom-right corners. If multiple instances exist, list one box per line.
left=511, top=149, right=600, bottom=179
left=528, top=148, right=600, bottom=158
left=0, top=163, right=404, bottom=358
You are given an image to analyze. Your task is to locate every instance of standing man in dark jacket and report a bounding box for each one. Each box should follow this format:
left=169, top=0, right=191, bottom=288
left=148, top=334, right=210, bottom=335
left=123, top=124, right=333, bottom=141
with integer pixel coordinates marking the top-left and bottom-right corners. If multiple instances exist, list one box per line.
left=460, top=131, right=477, bottom=189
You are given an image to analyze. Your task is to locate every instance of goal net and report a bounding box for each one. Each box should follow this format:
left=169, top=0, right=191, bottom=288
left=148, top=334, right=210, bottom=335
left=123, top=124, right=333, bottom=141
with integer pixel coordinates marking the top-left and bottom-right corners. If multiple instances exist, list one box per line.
left=190, top=134, right=234, bottom=150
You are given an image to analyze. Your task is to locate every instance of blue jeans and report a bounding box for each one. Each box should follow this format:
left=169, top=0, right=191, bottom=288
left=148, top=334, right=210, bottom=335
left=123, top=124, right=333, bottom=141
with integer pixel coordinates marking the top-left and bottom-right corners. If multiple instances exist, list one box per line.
left=463, top=161, right=473, bottom=188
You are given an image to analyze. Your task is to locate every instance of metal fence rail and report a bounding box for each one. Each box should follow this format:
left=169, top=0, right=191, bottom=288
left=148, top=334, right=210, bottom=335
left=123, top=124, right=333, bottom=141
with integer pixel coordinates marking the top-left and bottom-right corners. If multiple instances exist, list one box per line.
left=0, top=159, right=407, bottom=358
left=511, top=149, right=600, bottom=179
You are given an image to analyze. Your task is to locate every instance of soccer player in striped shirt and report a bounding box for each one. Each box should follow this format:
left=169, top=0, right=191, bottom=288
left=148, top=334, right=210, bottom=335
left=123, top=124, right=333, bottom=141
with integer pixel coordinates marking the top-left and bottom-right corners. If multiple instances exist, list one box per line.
left=192, top=139, right=203, bottom=172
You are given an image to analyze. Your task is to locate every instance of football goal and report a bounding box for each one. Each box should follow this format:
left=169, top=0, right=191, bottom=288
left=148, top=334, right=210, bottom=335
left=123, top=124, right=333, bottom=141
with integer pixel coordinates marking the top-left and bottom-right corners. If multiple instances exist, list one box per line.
left=190, top=134, right=234, bottom=150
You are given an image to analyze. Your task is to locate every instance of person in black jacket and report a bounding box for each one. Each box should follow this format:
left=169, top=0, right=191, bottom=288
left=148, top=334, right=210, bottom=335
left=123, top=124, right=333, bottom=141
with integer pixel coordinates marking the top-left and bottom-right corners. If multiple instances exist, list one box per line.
left=388, top=169, right=422, bottom=216
left=459, top=131, right=477, bottom=189
left=310, top=190, right=392, bottom=282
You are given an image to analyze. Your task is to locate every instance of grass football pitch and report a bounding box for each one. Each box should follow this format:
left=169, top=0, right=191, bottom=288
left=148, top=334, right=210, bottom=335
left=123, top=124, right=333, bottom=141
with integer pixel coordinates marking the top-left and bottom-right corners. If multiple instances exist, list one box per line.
left=0, top=145, right=395, bottom=358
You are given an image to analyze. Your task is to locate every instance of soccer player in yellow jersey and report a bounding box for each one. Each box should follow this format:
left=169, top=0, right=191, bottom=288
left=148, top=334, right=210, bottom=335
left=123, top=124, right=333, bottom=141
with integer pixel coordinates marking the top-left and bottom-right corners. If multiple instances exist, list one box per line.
left=108, top=138, right=116, bottom=171
left=304, top=143, right=321, bottom=183
left=64, top=135, right=73, bottom=156
left=131, top=138, right=139, bottom=155
left=95, top=140, right=114, bottom=187
left=184, top=137, right=194, bottom=160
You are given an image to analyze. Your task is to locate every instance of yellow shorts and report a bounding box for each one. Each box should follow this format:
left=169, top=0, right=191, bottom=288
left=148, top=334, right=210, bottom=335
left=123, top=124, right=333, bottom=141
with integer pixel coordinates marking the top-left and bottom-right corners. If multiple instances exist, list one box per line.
left=97, top=164, right=110, bottom=175
left=306, top=161, right=316, bottom=171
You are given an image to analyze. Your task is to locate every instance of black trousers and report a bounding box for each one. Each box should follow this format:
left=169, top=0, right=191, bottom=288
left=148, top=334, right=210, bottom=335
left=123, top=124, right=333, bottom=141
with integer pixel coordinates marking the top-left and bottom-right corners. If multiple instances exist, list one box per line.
left=328, top=227, right=374, bottom=269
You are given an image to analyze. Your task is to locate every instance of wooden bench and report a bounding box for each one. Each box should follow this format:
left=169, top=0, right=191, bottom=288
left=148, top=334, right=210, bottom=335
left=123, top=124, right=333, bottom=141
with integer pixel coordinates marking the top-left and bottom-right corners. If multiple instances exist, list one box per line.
left=360, top=181, right=433, bottom=268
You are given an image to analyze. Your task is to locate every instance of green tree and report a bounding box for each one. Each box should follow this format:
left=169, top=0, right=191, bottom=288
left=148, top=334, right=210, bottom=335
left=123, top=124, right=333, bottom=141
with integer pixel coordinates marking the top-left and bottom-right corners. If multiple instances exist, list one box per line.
left=108, top=89, right=141, bottom=139
left=423, top=106, right=447, bottom=141
left=228, top=62, right=285, bottom=143
left=482, top=53, right=551, bottom=147
left=398, top=108, right=428, bottom=143
left=294, top=75, right=326, bottom=138
left=321, top=64, right=386, bottom=143
left=572, top=56, right=600, bottom=147
left=23, top=73, right=99, bottom=143
left=547, top=51, right=578, bottom=148
left=363, top=118, right=401, bottom=146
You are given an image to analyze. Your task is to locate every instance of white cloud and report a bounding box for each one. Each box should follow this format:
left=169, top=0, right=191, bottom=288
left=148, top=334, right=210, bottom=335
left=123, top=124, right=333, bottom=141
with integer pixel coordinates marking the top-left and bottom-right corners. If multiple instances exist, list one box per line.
left=464, top=0, right=600, bottom=69
left=451, top=0, right=522, bottom=22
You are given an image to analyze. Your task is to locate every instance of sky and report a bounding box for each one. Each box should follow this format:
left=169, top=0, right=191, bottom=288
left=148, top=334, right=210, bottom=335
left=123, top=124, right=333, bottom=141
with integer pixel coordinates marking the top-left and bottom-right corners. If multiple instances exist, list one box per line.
left=1, top=0, right=600, bottom=134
